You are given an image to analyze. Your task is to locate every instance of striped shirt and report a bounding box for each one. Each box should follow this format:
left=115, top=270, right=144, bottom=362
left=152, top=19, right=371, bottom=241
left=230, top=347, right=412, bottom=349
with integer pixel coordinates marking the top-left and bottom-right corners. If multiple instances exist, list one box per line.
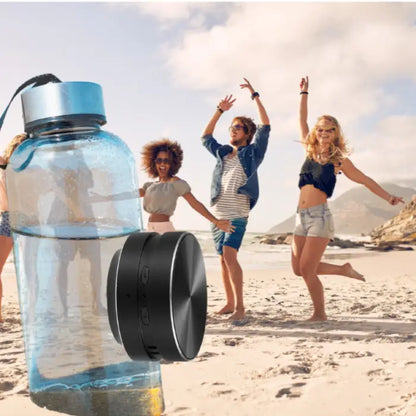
left=212, top=154, right=250, bottom=220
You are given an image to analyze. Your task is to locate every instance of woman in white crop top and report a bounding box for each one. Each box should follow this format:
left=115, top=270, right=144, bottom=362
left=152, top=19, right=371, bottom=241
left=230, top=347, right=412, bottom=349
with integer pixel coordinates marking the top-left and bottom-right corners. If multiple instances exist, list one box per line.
left=0, top=134, right=27, bottom=323
left=140, top=139, right=233, bottom=234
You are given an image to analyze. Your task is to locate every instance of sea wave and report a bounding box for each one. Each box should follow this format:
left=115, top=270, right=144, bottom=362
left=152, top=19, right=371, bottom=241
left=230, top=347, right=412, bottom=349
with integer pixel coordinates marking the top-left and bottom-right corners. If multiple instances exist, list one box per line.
left=189, top=230, right=373, bottom=271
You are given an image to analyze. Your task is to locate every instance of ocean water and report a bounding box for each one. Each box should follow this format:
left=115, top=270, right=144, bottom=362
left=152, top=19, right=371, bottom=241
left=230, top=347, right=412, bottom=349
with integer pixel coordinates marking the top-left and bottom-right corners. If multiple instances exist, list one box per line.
left=189, top=230, right=372, bottom=271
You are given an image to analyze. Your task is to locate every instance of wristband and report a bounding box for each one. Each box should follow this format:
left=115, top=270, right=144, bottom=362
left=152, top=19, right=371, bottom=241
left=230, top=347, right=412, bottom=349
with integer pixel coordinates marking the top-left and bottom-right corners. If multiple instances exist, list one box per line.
left=300, top=91, right=309, bottom=95
left=251, top=92, right=259, bottom=100
left=216, top=106, right=224, bottom=114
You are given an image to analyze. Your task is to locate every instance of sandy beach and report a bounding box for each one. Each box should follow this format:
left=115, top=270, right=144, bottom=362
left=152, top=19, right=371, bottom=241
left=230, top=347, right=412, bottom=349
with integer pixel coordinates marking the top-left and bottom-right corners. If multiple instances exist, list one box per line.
left=1, top=246, right=416, bottom=416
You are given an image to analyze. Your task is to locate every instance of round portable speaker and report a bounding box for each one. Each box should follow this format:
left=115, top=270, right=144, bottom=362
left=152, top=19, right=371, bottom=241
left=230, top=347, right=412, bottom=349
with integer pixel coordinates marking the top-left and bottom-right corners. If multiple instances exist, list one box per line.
left=107, top=231, right=207, bottom=361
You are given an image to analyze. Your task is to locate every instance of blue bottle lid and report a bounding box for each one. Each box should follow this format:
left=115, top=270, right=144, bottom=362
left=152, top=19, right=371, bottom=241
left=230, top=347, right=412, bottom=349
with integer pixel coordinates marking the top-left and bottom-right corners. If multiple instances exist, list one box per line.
left=21, top=81, right=106, bottom=131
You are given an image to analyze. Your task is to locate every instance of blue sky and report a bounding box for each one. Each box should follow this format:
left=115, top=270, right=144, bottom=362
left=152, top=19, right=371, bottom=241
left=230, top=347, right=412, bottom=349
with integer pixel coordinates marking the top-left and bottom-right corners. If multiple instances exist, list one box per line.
left=1, top=2, right=416, bottom=232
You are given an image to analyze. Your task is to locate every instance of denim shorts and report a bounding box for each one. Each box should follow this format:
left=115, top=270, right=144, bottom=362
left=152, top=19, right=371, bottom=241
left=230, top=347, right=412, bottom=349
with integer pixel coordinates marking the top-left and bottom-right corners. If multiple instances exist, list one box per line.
left=294, top=203, right=335, bottom=239
left=0, top=211, right=11, bottom=237
left=211, top=217, right=248, bottom=255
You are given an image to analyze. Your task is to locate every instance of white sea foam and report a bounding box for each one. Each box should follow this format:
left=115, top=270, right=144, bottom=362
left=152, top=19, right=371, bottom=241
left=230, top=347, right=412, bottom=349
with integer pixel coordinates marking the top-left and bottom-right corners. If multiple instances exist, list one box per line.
left=189, top=230, right=373, bottom=271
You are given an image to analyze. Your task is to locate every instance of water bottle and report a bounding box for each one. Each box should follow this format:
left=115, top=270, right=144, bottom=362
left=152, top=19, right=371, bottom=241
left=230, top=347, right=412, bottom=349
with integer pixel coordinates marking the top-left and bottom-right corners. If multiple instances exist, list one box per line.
left=5, top=79, right=165, bottom=415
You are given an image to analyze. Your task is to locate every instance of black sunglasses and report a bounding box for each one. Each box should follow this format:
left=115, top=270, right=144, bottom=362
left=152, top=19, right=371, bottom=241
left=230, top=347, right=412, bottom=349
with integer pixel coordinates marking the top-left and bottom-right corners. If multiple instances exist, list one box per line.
left=229, top=124, right=248, bottom=133
left=154, top=158, right=171, bottom=165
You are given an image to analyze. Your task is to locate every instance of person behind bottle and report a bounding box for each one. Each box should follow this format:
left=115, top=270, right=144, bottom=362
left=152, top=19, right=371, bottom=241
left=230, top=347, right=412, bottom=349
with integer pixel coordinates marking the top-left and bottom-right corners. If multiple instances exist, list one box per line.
left=0, top=133, right=27, bottom=323
left=201, top=78, right=271, bottom=324
left=139, top=138, right=233, bottom=235
left=292, top=76, right=404, bottom=321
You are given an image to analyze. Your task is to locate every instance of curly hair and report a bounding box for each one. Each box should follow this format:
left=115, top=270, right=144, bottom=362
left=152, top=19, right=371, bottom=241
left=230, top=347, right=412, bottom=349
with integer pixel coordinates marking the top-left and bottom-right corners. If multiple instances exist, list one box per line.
left=2, top=133, right=27, bottom=164
left=305, top=115, right=350, bottom=164
left=141, top=138, right=183, bottom=178
left=232, top=116, right=257, bottom=145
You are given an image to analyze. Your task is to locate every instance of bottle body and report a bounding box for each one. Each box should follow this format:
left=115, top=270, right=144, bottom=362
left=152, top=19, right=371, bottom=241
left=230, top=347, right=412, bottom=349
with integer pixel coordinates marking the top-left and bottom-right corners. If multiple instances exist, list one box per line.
left=7, top=129, right=164, bottom=415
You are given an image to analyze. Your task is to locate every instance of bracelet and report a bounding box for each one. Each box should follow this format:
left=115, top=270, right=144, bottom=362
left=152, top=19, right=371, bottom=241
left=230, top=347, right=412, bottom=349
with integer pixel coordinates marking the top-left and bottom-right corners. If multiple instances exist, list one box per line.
left=251, top=92, right=260, bottom=100
left=300, top=91, right=309, bottom=95
left=216, top=106, right=224, bottom=114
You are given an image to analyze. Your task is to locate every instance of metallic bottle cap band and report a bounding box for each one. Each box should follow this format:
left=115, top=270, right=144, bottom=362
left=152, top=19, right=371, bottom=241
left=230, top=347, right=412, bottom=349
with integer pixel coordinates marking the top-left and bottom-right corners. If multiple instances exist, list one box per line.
left=21, top=81, right=106, bottom=128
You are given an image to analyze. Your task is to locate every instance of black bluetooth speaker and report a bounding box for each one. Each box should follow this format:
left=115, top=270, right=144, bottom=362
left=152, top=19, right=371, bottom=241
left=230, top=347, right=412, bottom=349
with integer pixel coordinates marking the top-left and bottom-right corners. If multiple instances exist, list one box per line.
left=107, top=231, right=207, bottom=361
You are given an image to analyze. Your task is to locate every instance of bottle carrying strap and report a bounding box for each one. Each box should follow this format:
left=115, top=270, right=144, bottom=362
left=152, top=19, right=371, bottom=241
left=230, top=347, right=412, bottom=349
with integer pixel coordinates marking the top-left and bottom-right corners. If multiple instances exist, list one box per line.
left=0, top=73, right=61, bottom=132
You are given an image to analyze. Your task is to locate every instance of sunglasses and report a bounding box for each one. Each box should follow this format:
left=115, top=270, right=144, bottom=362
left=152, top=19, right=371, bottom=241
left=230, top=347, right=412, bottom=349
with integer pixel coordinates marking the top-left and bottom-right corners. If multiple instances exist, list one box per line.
left=154, top=158, right=171, bottom=165
left=229, top=124, right=248, bottom=133
left=316, top=127, right=336, bottom=134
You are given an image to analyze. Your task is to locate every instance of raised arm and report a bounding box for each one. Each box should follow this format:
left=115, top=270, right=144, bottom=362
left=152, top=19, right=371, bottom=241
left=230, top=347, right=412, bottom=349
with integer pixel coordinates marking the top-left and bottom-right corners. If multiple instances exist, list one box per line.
left=182, top=192, right=235, bottom=233
left=299, top=76, right=309, bottom=143
left=202, top=95, right=236, bottom=137
left=240, top=78, right=269, bottom=125
left=341, top=158, right=404, bottom=205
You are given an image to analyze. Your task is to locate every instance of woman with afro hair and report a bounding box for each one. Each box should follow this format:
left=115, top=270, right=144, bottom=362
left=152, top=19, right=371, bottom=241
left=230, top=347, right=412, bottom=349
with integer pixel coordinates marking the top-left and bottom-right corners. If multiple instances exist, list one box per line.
left=140, top=138, right=233, bottom=234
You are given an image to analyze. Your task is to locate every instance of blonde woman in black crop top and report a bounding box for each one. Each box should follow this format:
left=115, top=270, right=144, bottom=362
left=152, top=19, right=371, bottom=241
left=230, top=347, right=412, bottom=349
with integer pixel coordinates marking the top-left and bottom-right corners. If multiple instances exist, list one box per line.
left=292, top=76, right=404, bottom=321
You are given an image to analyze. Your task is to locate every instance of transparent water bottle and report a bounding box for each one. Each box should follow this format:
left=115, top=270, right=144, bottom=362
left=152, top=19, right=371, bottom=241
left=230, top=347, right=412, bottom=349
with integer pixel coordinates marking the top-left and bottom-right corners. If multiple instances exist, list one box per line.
left=6, top=81, right=164, bottom=415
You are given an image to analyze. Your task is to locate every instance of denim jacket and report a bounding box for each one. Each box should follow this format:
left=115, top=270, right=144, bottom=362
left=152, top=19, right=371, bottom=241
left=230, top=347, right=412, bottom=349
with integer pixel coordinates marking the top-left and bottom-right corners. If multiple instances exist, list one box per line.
left=202, top=124, right=271, bottom=210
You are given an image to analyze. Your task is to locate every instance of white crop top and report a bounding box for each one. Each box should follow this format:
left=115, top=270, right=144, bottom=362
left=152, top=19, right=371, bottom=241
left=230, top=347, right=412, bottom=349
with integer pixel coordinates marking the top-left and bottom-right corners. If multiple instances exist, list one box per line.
left=142, top=179, right=191, bottom=216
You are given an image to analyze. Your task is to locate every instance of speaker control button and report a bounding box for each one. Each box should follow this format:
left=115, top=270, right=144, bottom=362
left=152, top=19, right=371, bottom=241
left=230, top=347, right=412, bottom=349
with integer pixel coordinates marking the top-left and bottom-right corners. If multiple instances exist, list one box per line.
left=141, top=266, right=149, bottom=285
left=141, top=307, right=150, bottom=325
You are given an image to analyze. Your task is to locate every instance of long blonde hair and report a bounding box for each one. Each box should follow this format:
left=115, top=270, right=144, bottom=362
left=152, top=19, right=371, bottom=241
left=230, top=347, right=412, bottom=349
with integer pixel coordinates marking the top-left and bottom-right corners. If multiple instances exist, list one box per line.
left=305, top=115, right=349, bottom=164
left=2, top=133, right=27, bottom=164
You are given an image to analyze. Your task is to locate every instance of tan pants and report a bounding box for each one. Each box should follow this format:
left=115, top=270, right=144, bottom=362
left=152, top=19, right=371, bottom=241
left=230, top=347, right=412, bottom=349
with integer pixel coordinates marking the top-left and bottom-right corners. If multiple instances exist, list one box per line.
left=146, top=221, right=175, bottom=234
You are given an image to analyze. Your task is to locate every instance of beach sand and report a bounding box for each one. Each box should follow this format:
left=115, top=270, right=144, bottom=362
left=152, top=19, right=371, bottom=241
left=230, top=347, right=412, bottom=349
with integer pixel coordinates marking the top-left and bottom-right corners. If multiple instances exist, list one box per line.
left=1, top=248, right=416, bottom=415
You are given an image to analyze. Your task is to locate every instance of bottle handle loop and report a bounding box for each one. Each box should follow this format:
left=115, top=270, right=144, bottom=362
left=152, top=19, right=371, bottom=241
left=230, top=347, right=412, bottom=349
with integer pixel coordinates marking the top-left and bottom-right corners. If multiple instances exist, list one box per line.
left=0, top=74, right=61, bottom=132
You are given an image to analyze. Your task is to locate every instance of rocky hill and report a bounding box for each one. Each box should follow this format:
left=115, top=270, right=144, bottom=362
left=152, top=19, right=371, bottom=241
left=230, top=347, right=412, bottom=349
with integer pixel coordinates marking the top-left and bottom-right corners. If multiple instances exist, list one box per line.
left=371, top=196, right=416, bottom=244
left=268, top=183, right=416, bottom=236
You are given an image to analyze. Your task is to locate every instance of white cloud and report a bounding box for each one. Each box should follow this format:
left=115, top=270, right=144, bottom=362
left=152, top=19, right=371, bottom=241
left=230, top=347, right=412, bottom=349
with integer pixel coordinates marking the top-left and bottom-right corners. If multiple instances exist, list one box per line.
left=163, top=3, right=416, bottom=194
left=351, top=115, right=416, bottom=181
left=134, top=2, right=229, bottom=29
left=137, top=2, right=195, bottom=21
left=166, top=3, right=416, bottom=124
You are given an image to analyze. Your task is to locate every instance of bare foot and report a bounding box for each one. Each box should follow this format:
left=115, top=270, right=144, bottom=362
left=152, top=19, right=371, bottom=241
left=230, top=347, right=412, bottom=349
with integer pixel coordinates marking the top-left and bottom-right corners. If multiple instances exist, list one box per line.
left=343, top=262, right=365, bottom=281
left=306, top=313, right=327, bottom=322
left=229, top=309, right=246, bottom=321
left=0, top=316, right=4, bottom=323
left=215, top=305, right=235, bottom=315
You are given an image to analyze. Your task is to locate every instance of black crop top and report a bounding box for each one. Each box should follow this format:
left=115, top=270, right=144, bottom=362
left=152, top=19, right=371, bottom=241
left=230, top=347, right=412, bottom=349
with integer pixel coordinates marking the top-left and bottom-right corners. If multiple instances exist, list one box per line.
left=298, top=158, right=337, bottom=198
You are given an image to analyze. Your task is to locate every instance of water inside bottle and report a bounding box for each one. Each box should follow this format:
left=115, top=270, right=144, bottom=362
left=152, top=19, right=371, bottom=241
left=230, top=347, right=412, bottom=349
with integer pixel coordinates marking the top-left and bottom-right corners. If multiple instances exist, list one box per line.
left=12, top=229, right=164, bottom=416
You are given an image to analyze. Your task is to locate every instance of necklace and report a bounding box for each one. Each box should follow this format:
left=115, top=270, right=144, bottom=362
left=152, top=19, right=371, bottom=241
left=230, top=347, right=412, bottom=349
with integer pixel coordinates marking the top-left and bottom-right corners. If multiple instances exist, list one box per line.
left=315, top=151, right=330, bottom=165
